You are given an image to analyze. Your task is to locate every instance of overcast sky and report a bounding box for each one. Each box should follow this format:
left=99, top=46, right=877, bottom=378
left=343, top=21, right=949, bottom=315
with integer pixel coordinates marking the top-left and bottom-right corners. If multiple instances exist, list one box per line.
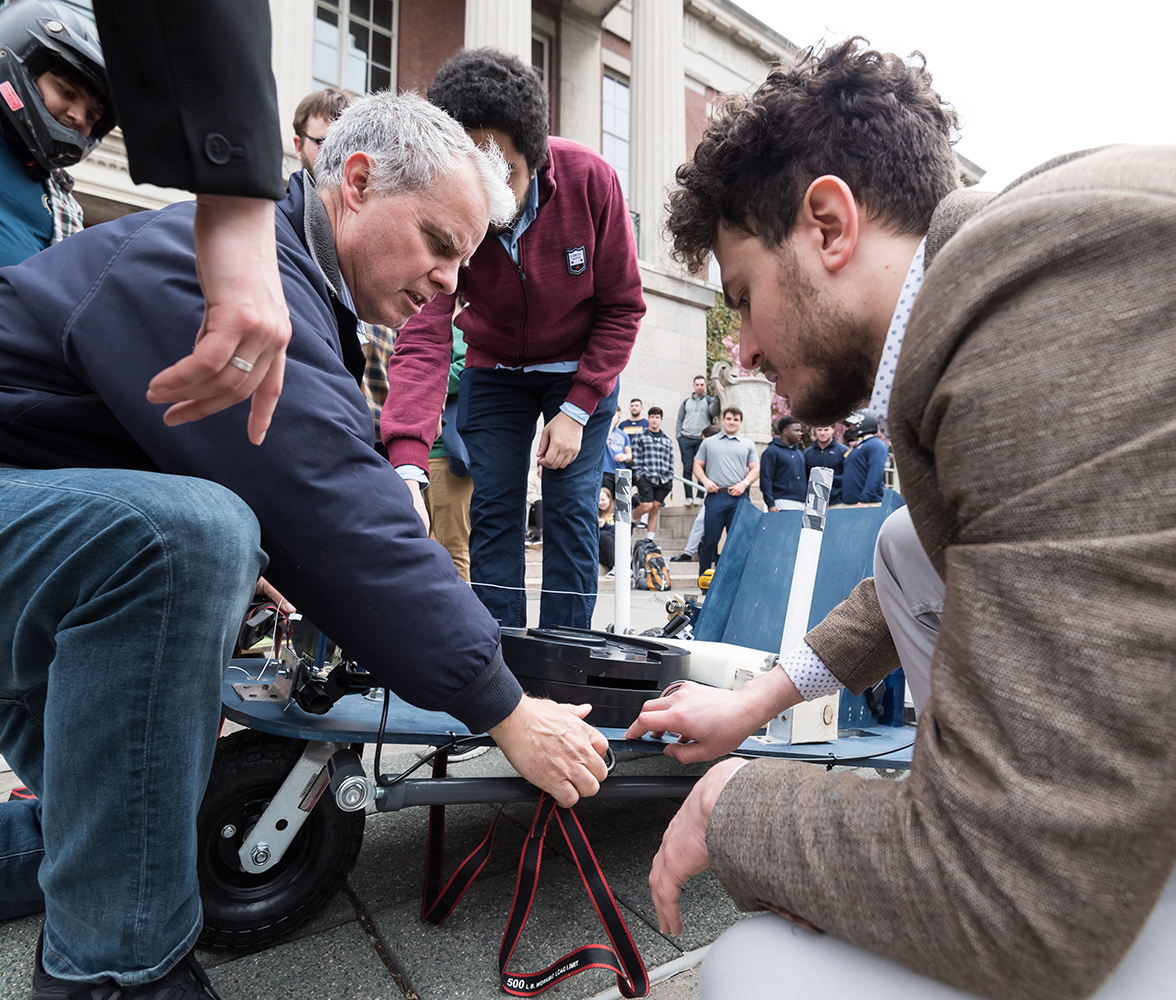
left=731, top=0, right=1176, bottom=191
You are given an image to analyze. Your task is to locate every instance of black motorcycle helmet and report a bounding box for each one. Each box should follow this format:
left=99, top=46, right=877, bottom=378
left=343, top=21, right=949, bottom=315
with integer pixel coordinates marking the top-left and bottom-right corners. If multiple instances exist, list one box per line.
left=0, top=0, right=115, bottom=172
left=844, top=410, right=879, bottom=442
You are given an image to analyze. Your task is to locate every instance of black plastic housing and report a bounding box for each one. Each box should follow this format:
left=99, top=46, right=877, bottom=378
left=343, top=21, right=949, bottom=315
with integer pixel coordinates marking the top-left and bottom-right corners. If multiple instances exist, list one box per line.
left=500, top=626, right=690, bottom=729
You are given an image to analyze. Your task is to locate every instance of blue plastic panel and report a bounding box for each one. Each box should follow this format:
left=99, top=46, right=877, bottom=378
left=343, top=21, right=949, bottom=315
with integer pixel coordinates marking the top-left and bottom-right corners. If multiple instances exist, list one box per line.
left=222, top=661, right=913, bottom=769
left=693, top=502, right=803, bottom=648
left=691, top=490, right=908, bottom=730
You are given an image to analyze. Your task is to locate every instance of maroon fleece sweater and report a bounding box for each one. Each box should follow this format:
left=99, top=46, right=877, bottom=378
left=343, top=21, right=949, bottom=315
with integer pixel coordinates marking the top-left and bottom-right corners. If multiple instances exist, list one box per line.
left=382, top=136, right=645, bottom=471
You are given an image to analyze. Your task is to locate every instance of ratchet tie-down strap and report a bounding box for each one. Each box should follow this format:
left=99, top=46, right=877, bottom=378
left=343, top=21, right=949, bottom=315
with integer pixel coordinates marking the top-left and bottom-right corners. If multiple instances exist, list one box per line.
left=420, top=754, right=650, bottom=997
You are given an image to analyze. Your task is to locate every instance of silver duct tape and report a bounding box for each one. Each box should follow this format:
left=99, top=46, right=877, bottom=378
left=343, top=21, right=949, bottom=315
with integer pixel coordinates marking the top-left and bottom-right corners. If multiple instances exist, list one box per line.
left=802, top=467, right=833, bottom=531
left=614, top=469, right=633, bottom=524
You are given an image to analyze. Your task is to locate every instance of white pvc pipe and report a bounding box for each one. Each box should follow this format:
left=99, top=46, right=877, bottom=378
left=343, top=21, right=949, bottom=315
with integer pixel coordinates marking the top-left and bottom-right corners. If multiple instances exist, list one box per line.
left=586, top=945, right=711, bottom=1000
left=778, top=467, right=834, bottom=656
left=779, top=528, right=823, bottom=654
left=613, top=469, right=632, bottom=633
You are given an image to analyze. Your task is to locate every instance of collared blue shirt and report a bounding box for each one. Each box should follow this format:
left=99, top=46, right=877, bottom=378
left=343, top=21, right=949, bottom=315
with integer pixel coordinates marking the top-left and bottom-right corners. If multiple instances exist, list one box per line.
left=496, top=175, right=539, bottom=265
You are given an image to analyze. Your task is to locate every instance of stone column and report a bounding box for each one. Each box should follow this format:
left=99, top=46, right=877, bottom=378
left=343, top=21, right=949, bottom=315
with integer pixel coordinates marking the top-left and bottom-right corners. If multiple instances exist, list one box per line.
left=558, top=9, right=603, bottom=152
left=464, top=0, right=531, bottom=64
left=268, top=0, right=315, bottom=176
left=630, top=0, right=685, bottom=267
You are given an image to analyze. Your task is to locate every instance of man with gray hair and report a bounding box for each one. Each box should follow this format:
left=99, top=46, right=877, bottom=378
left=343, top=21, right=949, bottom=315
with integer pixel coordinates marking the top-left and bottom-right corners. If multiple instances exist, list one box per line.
left=0, top=91, right=608, bottom=996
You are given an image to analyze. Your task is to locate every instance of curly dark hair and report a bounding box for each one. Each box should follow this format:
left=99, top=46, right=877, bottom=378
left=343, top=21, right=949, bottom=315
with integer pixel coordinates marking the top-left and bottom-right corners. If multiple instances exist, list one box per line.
left=668, top=38, right=960, bottom=273
left=427, top=47, right=549, bottom=172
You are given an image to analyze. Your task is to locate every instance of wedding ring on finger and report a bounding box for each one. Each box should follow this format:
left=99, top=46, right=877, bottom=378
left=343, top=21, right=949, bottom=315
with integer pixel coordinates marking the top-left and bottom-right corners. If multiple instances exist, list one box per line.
left=229, top=356, right=254, bottom=373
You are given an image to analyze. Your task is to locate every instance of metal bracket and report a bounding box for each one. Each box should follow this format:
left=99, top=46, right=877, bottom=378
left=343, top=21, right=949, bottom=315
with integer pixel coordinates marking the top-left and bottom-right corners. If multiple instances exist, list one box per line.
left=231, top=650, right=299, bottom=705
left=237, top=740, right=337, bottom=873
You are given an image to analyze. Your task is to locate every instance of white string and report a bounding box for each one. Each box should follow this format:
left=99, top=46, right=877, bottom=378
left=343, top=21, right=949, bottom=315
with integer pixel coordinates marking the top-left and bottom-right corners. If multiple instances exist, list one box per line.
left=225, top=663, right=267, bottom=681
left=469, top=580, right=672, bottom=601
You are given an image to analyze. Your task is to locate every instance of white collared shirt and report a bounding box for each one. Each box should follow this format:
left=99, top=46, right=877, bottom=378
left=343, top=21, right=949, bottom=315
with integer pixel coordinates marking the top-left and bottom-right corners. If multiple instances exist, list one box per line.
left=780, top=238, right=926, bottom=701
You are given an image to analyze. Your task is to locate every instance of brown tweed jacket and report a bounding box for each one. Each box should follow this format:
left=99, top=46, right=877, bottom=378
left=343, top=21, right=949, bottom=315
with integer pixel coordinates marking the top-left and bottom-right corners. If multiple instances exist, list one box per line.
left=707, top=145, right=1176, bottom=999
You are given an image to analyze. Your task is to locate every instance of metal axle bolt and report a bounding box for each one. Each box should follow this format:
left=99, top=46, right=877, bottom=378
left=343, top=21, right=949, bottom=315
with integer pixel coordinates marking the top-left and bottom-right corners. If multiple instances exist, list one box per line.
left=251, top=844, right=271, bottom=866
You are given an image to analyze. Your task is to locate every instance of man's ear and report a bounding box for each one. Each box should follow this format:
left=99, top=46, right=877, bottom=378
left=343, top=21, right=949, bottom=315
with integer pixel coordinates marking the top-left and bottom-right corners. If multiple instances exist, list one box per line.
left=799, top=175, right=858, bottom=273
left=340, top=152, right=375, bottom=213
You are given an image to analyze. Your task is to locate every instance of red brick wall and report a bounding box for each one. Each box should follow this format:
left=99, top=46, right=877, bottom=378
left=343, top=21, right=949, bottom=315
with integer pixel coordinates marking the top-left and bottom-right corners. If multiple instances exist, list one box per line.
left=397, top=0, right=464, bottom=95
left=685, top=85, right=719, bottom=161
left=602, top=30, right=630, bottom=61
left=397, top=0, right=560, bottom=133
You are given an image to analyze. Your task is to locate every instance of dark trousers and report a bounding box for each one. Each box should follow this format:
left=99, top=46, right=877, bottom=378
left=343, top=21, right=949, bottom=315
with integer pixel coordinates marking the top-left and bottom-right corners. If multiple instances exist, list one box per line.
left=678, top=435, right=703, bottom=499
left=457, top=367, right=619, bottom=628
left=598, top=525, right=615, bottom=570
left=699, top=490, right=748, bottom=574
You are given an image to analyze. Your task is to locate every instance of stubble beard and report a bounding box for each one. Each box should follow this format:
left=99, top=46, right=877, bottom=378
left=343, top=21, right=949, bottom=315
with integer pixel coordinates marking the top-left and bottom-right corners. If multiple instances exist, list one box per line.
left=771, top=249, right=876, bottom=426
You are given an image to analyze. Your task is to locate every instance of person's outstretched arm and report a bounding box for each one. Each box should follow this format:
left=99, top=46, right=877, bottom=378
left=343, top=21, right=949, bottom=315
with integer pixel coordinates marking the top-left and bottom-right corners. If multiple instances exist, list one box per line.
left=91, top=0, right=290, bottom=445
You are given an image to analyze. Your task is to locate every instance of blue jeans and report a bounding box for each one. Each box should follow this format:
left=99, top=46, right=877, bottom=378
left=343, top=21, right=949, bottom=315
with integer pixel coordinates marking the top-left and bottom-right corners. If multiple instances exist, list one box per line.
left=0, top=468, right=264, bottom=984
left=457, top=368, right=619, bottom=628
left=699, top=490, right=749, bottom=574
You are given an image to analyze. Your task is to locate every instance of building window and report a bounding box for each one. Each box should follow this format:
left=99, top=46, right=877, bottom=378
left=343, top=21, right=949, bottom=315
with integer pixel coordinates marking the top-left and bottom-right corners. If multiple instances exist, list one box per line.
left=314, top=0, right=396, bottom=94
left=602, top=73, right=630, bottom=200
left=531, top=33, right=549, bottom=87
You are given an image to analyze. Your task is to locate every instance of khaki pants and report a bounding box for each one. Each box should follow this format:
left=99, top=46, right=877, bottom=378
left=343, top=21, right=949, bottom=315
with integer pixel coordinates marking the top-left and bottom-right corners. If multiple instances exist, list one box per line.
left=425, top=456, right=475, bottom=581
left=424, top=456, right=473, bottom=582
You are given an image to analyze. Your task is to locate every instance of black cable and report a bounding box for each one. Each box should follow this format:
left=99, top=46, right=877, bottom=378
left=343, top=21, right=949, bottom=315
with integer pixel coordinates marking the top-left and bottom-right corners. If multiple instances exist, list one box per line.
left=372, top=687, right=484, bottom=787
left=733, top=737, right=917, bottom=770
left=374, top=688, right=391, bottom=786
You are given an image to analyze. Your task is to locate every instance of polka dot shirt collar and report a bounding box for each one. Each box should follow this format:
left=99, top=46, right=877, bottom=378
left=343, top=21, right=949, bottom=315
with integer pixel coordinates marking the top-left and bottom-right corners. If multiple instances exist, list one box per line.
left=868, top=238, right=926, bottom=436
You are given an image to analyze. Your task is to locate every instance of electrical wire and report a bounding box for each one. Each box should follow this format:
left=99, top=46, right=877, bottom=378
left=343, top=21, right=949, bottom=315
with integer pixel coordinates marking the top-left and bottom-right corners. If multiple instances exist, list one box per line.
left=372, top=688, right=485, bottom=787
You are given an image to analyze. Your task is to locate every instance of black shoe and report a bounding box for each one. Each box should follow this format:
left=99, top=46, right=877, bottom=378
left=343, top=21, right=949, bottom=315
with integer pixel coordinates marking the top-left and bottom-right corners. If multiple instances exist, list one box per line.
left=31, top=932, right=223, bottom=999
left=8, top=785, right=36, bottom=801
left=669, top=553, right=694, bottom=562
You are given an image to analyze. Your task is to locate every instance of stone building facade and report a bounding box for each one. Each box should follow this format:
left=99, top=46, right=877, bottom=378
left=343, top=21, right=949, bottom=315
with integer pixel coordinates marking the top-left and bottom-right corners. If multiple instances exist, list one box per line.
left=65, top=0, right=983, bottom=466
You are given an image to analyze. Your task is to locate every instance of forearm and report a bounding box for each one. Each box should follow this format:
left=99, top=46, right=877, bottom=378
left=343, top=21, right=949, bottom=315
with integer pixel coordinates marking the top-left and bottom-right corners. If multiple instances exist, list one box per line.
left=804, top=578, right=900, bottom=693
left=566, top=175, right=644, bottom=414
left=382, top=302, right=456, bottom=469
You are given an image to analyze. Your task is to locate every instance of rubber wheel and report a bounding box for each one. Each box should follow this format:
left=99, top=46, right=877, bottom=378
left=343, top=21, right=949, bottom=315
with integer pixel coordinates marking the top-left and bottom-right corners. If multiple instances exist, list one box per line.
left=196, top=730, right=366, bottom=950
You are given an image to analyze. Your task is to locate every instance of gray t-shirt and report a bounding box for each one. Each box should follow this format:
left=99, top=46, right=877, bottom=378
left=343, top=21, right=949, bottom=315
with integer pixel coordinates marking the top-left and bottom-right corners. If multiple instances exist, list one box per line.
left=695, top=433, right=759, bottom=487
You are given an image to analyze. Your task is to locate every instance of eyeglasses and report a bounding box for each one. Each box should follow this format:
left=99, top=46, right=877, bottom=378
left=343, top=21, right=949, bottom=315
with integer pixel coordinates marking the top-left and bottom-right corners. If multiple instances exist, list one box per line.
left=302, top=133, right=327, bottom=147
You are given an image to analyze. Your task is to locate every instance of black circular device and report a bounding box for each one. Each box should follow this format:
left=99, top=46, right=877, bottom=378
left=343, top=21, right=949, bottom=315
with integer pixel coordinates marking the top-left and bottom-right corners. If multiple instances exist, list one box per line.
left=500, top=626, right=691, bottom=728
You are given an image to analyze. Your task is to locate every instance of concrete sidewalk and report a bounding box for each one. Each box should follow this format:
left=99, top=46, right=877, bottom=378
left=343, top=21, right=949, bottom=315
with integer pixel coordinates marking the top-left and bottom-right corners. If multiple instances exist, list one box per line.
left=0, top=544, right=728, bottom=1000
left=0, top=742, right=740, bottom=1000
left=1, top=513, right=825, bottom=999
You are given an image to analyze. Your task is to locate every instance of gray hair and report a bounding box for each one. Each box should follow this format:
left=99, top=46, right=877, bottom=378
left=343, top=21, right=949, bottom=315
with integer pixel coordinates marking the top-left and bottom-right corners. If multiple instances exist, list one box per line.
left=314, top=91, right=515, bottom=227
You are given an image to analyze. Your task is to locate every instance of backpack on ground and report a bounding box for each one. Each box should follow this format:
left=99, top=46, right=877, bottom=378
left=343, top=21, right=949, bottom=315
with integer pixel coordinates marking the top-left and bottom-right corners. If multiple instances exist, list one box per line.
left=632, top=539, right=672, bottom=591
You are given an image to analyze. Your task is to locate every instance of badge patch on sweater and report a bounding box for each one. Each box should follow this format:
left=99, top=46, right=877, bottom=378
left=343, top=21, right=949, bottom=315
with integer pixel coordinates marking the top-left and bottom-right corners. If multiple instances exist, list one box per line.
left=565, top=246, right=587, bottom=275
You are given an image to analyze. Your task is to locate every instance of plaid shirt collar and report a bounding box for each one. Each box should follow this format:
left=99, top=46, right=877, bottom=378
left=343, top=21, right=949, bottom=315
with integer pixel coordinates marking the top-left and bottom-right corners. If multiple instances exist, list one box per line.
left=45, top=169, right=83, bottom=244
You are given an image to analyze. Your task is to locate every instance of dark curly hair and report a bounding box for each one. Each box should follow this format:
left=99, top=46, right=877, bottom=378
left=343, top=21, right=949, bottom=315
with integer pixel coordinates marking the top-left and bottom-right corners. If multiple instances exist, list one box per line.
left=427, top=47, right=549, bottom=172
left=668, top=38, right=960, bottom=273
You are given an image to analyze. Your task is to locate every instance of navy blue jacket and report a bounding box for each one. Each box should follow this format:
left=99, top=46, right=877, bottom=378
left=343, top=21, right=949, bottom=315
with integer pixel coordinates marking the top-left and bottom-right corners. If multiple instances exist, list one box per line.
left=841, top=435, right=889, bottom=504
left=759, top=438, right=806, bottom=506
left=0, top=176, right=519, bottom=733
left=803, top=438, right=849, bottom=506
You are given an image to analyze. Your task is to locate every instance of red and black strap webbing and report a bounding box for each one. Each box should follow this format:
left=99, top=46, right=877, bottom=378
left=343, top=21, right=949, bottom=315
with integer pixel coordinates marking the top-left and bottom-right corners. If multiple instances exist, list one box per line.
left=419, top=768, right=648, bottom=998
left=421, top=752, right=504, bottom=925
left=498, top=794, right=648, bottom=997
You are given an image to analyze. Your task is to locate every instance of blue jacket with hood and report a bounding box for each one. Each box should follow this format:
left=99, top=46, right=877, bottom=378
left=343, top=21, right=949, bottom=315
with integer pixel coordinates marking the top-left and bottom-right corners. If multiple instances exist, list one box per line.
left=0, top=173, right=520, bottom=733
